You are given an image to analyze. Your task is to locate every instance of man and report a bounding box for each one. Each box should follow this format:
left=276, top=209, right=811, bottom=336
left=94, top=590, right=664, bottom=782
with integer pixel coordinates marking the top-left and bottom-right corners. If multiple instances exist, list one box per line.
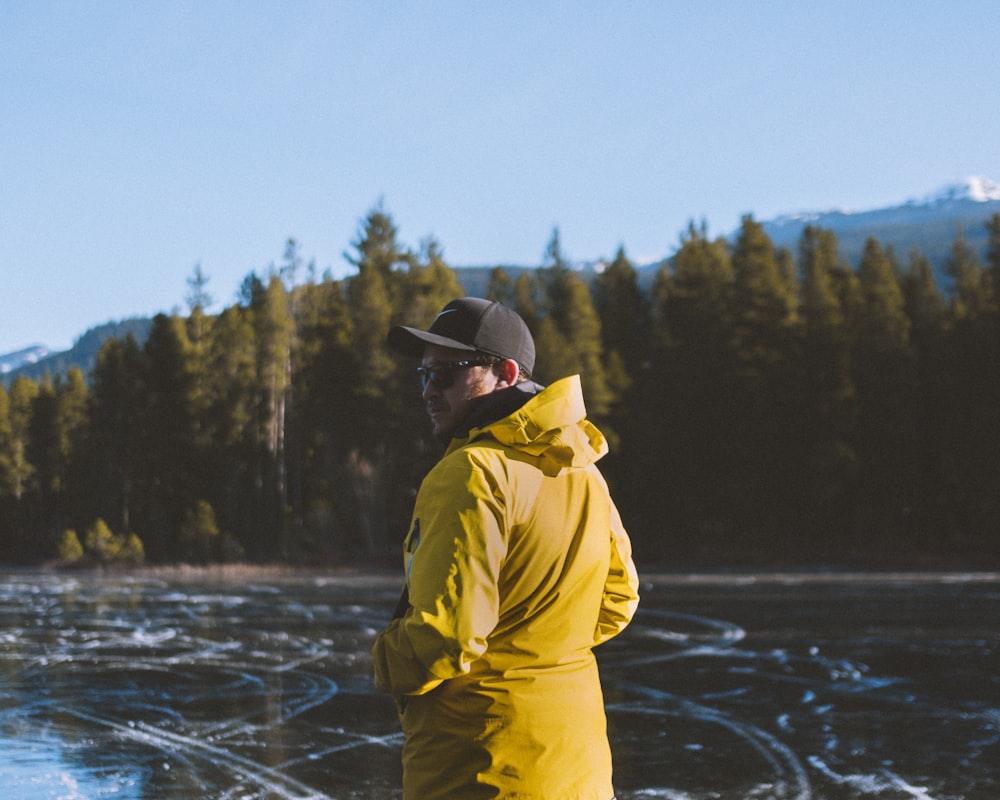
left=372, top=297, right=639, bottom=800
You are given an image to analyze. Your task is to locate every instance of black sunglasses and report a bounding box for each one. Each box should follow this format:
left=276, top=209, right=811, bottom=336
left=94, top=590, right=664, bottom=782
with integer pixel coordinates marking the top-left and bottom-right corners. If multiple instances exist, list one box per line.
left=416, top=359, right=490, bottom=390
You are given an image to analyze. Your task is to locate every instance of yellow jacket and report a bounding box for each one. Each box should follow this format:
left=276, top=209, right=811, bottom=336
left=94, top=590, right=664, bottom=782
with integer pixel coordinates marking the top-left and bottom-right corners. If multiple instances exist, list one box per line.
left=372, top=375, right=639, bottom=800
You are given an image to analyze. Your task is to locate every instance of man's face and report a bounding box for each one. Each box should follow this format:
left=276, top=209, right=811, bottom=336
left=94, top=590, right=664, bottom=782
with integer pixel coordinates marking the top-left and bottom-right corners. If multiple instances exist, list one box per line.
left=420, top=344, right=501, bottom=442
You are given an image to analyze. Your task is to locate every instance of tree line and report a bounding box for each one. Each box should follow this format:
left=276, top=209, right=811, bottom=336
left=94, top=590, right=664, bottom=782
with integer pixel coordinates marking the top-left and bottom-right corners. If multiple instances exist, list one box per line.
left=2, top=206, right=999, bottom=569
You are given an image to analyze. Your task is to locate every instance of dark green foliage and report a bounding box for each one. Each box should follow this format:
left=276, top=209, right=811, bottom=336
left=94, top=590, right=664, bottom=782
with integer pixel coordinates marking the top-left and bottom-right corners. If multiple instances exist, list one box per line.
left=986, top=213, right=1000, bottom=296
left=84, top=334, right=146, bottom=542
left=848, top=239, right=917, bottom=552
left=798, top=227, right=857, bottom=552
left=514, top=229, right=615, bottom=417
left=625, top=221, right=741, bottom=557
left=1, top=208, right=999, bottom=569
left=593, top=246, right=651, bottom=377
left=80, top=518, right=145, bottom=566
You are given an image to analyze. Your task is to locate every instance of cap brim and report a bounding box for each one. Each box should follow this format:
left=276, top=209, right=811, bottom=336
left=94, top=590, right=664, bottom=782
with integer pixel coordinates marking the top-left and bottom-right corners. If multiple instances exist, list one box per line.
left=387, top=325, right=478, bottom=358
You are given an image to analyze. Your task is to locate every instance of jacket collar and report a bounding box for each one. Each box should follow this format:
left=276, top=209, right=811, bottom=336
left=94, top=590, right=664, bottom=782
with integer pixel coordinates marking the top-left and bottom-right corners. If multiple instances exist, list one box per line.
left=452, top=380, right=546, bottom=440
left=445, top=376, right=608, bottom=473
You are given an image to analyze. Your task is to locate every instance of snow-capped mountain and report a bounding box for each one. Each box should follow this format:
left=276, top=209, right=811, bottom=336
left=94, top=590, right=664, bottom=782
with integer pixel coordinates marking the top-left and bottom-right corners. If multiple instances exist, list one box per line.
left=914, top=176, right=1000, bottom=205
left=0, top=345, right=50, bottom=375
left=758, top=176, right=1000, bottom=282
left=1, top=319, right=153, bottom=387
left=767, top=176, right=1000, bottom=227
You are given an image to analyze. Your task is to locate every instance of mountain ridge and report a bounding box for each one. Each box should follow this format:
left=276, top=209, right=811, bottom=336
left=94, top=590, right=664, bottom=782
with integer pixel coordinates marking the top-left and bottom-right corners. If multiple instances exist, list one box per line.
left=756, top=176, right=1000, bottom=286
left=1, top=319, right=153, bottom=387
left=768, top=176, right=1000, bottom=225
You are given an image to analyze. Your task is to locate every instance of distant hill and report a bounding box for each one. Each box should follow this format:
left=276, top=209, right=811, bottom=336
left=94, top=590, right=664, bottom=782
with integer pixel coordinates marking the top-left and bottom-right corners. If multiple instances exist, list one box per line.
left=0, top=345, right=51, bottom=376
left=756, top=176, right=1000, bottom=288
left=1, top=318, right=152, bottom=387
left=454, top=178, right=1000, bottom=293
left=451, top=264, right=607, bottom=296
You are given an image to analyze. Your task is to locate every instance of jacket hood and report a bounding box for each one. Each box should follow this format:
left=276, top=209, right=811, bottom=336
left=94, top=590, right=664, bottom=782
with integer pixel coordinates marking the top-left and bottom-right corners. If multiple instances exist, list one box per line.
left=447, top=375, right=608, bottom=473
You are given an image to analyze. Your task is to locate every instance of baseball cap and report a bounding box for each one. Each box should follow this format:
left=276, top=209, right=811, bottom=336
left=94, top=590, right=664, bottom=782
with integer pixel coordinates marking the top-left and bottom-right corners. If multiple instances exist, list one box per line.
left=387, top=297, right=535, bottom=376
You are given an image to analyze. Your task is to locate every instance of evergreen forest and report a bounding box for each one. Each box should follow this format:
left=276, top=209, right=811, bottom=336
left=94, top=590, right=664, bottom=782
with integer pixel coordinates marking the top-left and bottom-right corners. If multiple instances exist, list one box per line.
left=2, top=206, right=999, bottom=570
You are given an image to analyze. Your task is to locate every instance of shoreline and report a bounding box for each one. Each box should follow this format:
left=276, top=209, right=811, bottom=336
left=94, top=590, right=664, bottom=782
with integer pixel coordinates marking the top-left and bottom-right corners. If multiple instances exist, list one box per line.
left=4, top=562, right=998, bottom=586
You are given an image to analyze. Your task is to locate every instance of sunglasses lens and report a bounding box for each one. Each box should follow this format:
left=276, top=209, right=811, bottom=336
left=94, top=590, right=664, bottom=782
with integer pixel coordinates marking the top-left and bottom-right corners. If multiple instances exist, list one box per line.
left=418, top=366, right=454, bottom=390
left=417, top=360, right=489, bottom=391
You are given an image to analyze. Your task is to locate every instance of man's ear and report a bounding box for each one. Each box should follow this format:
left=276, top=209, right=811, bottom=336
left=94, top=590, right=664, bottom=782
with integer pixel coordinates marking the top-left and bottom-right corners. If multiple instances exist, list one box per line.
left=496, top=358, right=520, bottom=388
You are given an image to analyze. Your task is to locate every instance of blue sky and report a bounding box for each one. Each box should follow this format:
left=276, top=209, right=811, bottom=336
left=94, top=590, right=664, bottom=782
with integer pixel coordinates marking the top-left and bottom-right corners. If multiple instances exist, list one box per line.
left=3, top=1, right=999, bottom=355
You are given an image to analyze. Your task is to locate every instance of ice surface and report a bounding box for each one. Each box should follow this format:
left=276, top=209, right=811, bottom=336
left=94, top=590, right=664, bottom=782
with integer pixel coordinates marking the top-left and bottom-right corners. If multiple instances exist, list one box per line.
left=1, top=569, right=998, bottom=799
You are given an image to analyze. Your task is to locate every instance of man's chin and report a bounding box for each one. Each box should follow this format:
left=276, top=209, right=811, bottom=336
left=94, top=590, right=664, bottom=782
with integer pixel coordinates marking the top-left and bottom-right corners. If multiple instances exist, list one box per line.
left=431, top=424, right=453, bottom=444
left=428, top=410, right=452, bottom=441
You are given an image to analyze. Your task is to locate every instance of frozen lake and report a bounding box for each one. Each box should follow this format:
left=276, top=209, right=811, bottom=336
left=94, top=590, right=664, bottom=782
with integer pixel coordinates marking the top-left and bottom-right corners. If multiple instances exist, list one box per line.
left=1, top=567, right=998, bottom=799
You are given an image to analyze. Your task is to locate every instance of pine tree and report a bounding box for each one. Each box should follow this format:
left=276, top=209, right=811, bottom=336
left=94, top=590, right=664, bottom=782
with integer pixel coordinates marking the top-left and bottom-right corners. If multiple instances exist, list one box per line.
left=946, top=226, right=991, bottom=321
left=26, top=378, right=58, bottom=499
left=629, top=222, right=738, bottom=558
left=797, top=226, right=857, bottom=548
left=899, top=249, right=950, bottom=545
left=397, top=237, right=465, bottom=330
left=202, top=304, right=258, bottom=553
left=251, top=275, right=295, bottom=558
left=345, top=200, right=410, bottom=282
left=294, top=277, right=356, bottom=557
left=534, top=228, right=576, bottom=384
left=278, top=242, right=308, bottom=541
left=486, top=267, right=514, bottom=305
left=140, top=314, right=203, bottom=560
left=86, top=335, right=145, bottom=541
left=593, top=245, right=651, bottom=376
left=6, top=376, right=39, bottom=504
left=23, top=369, right=89, bottom=557
left=56, top=368, right=91, bottom=546
left=985, top=213, right=1000, bottom=304
left=938, top=224, right=1000, bottom=552
left=534, top=229, right=613, bottom=415
left=799, top=226, right=850, bottom=372
left=512, top=272, right=541, bottom=333
left=185, top=263, right=214, bottom=434
left=855, top=238, right=911, bottom=354
left=0, top=385, right=17, bottom=556
left=0, top=385, right=14, bottom=500
left=345, top=205, right=402, bottom=408
left=661, top=222, right=735, bottom=348
left=278, top=237, right=305, bottom=291
left=0, top=376, right=44, bottom=560
left=728, top=216, right=804, bottom=549
left=590, top=245, right=650, bottom=458
left=901, top=250, right=948, bottom=339
left=238, top=271, right=267, bottom=308
left=555, top=270, right=615, bottom=417
left=850, top=238, right=916, bottom=552
left=543, top=227, right=567, bottom=271
left=342, top=207, right=405, bottom=556
left=731, top=215, right=800, bottom=390
left=186, top=262, right=214, bottom=316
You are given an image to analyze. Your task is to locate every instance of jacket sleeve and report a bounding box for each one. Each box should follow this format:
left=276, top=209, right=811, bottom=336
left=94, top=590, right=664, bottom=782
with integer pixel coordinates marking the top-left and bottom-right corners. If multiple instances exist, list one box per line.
left=594, top=498, right=639, bottom=645
left=372, top=457, right=506, bottom=701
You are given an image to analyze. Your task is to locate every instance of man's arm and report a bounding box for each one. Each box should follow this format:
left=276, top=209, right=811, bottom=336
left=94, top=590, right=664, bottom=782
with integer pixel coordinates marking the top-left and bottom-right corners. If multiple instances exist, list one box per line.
left=372, top=458, right=506, bottom=700
left=595, top=498, right=640, bottom=644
